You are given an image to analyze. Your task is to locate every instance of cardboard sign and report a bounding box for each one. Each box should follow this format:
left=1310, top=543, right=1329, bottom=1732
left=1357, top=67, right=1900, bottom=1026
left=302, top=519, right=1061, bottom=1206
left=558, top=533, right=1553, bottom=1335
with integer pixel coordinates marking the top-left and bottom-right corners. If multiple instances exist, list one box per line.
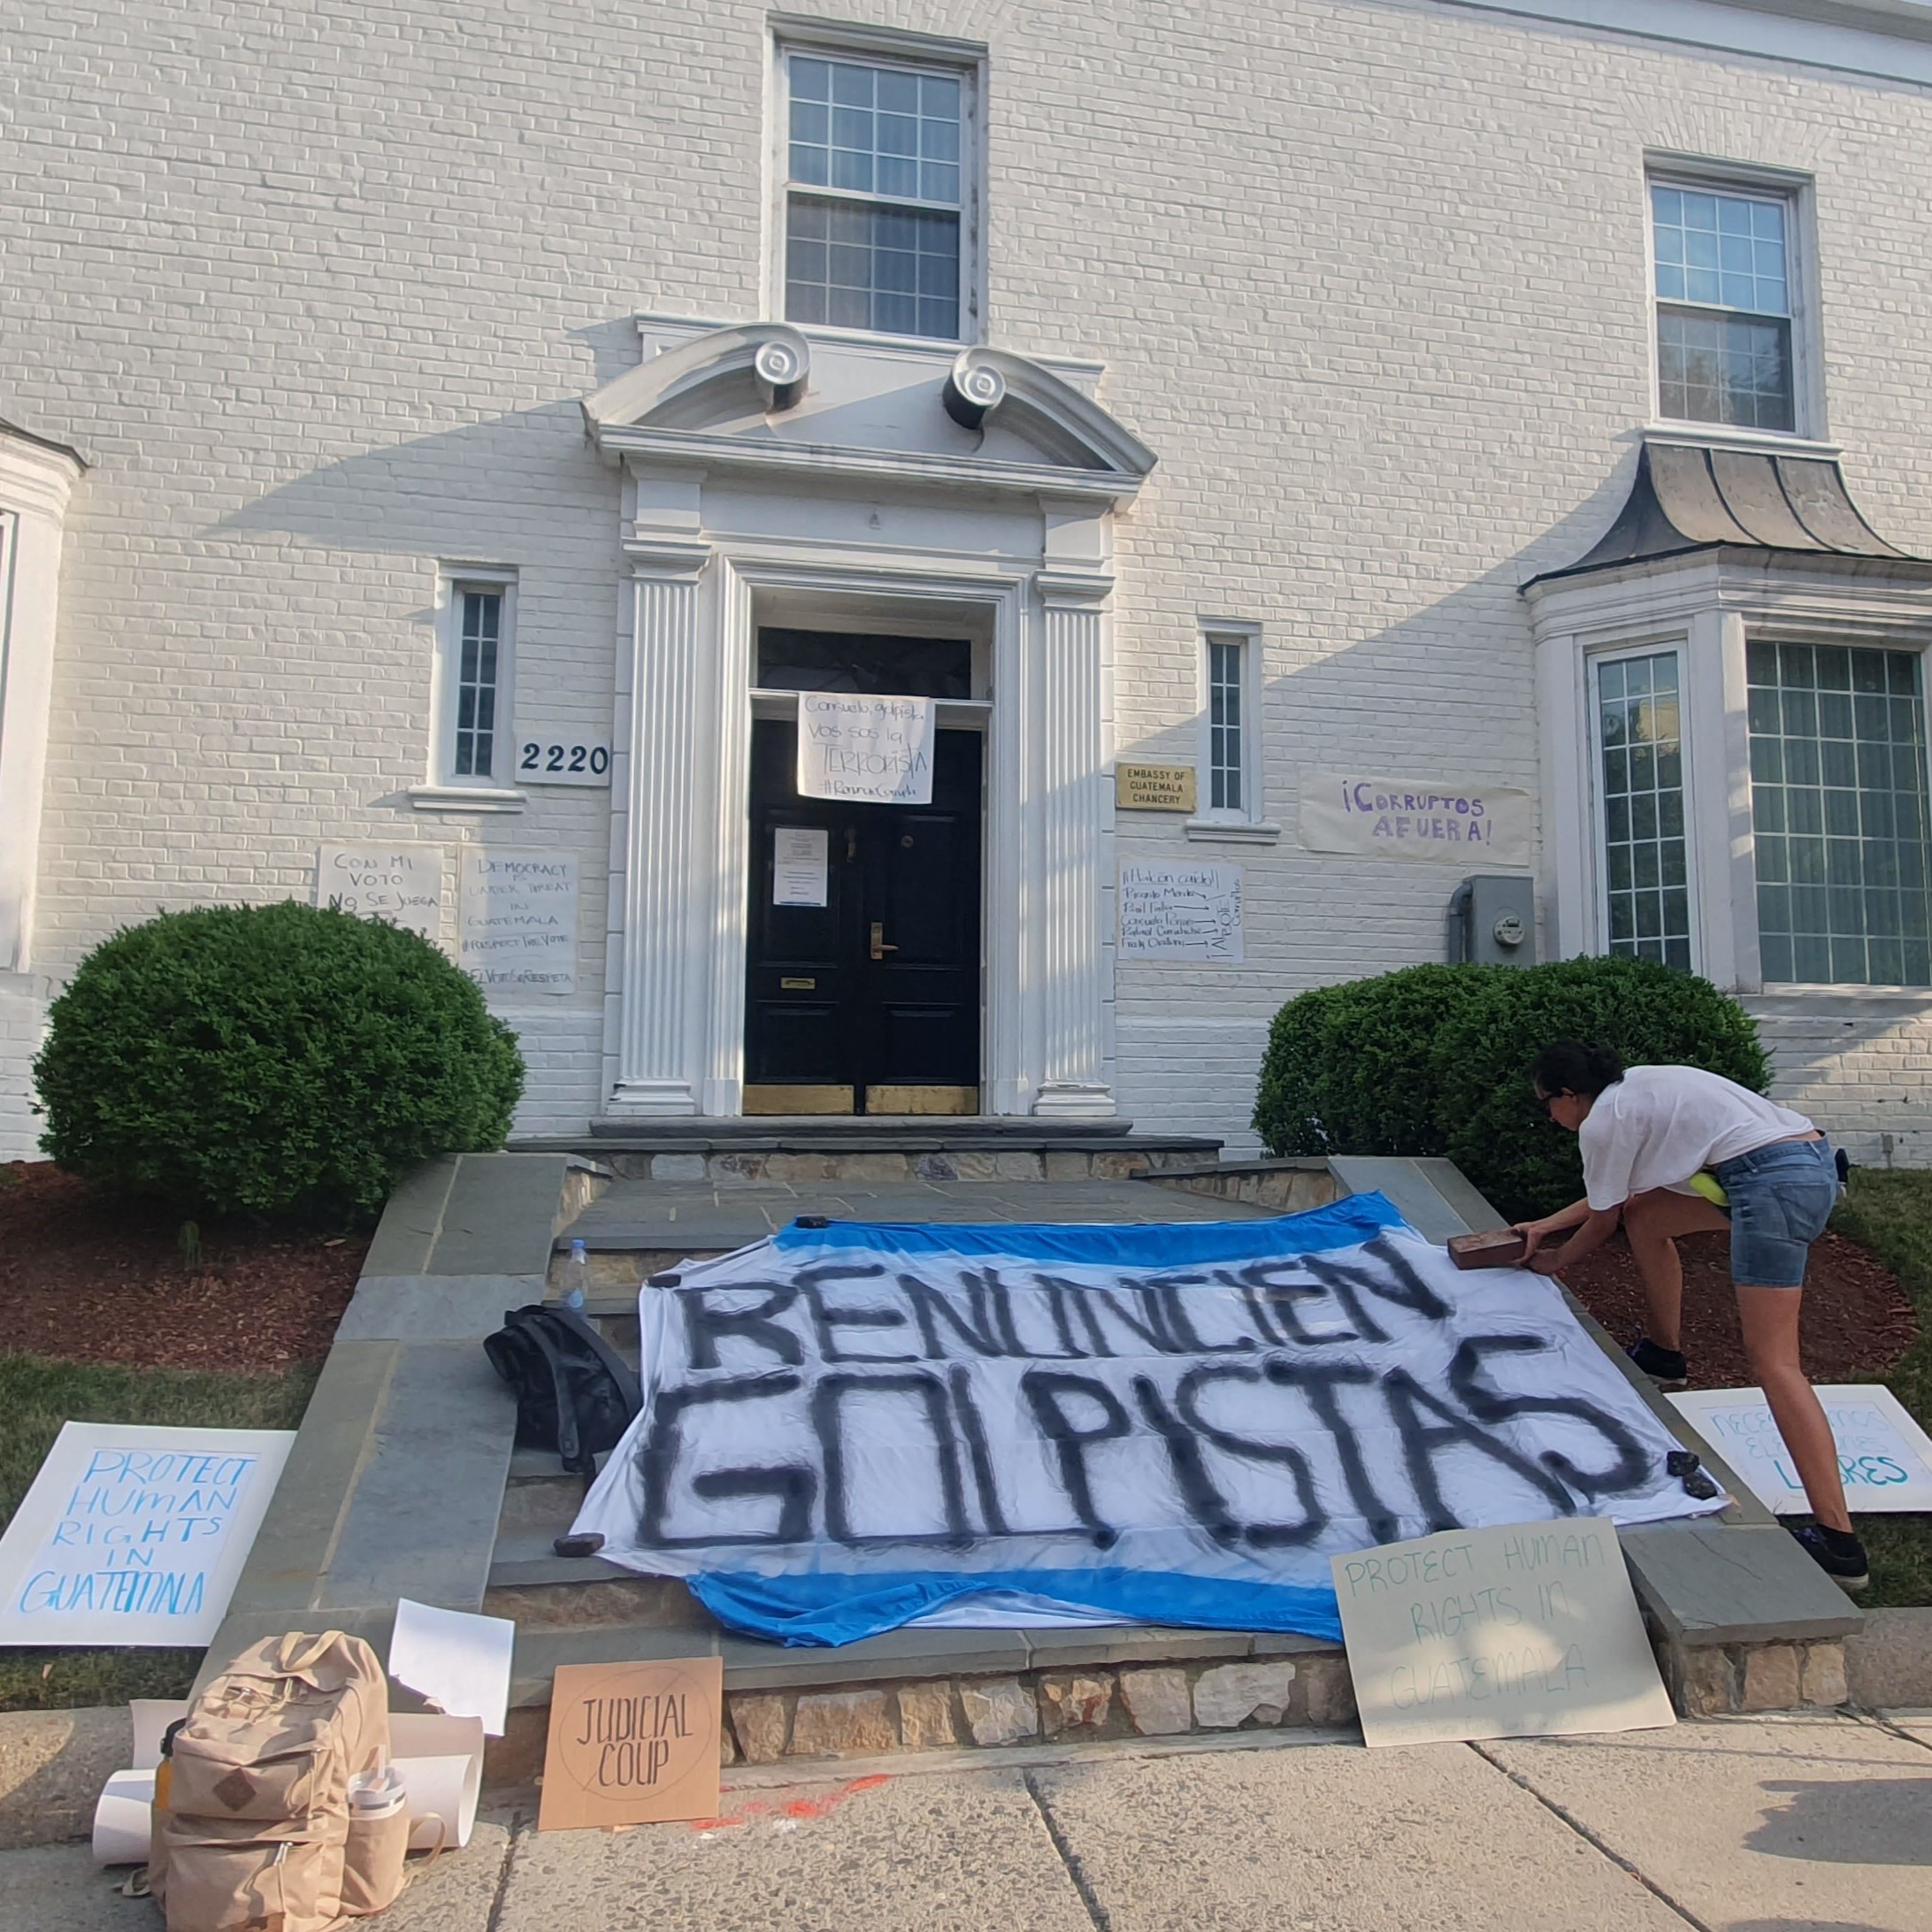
left=773, top=826, right=830, bottom=907
left=1116, top=763, right=1197, bottom=812
left=1300, top=771, right=1532, bottom=866
left=1118, top=861, right=1243, bottom=962
left=315, top=844, right=445, bottom=940
left=0, top=1423, right=295, bottom=1645
left=1332, top=1518, right=1674, bottom=1748
left=796, top=693, right=935, bottom=804
left=458, top=850, right=578, bottom=997
left=1669, top=1384, right=1932, bottom=1514
left=539, top=1658, right=723, bottom=1831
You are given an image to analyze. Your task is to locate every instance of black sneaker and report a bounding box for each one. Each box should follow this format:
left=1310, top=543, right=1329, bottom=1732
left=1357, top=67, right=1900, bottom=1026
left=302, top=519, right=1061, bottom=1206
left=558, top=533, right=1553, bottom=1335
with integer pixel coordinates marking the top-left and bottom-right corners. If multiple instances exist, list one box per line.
left=1625, top=1334, right=1689, bottom=1391
left=1790, top=1523, right=1869, bottom=1593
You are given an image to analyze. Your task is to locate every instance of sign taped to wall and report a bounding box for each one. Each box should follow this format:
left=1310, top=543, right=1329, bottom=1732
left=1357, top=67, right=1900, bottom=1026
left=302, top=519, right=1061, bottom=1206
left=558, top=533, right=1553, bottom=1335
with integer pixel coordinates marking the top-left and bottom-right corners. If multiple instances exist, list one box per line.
left=1119, top=861, right=1243, bottom=962
left=459, top=850, right=578, bottom=997
left=797, top=693, right=935, bottom=804
left=1669, top=1384, right=1932, bottom=1514
left=1300, top=772, right=1532, bottom=866
left=0, top=1422, right=294, bottom=1645
left=571, top=1195, right=1725, bottom=1646
left=315, top=844, right=445, bottom=940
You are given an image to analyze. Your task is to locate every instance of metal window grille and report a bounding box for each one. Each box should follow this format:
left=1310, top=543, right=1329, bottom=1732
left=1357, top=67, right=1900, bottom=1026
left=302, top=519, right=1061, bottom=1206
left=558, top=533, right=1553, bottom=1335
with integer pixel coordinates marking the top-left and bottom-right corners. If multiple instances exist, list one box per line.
left=1596, top=652, right=1692, bottom=969
left=1208, top=637, right=1245, bottom=813
left=1652, top=184, right=1795, bottom=432
left=1747, top=641, right=1932, bottom=986
left=452, top=587, right=502, bottom=779
left=785, top=54, right=963, bottom=341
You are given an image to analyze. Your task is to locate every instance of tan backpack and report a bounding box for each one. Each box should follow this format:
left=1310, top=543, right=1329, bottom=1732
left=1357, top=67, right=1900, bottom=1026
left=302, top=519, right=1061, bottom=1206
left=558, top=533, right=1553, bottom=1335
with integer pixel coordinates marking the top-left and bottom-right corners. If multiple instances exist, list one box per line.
left=150, top=1629, right=408, bottom=1931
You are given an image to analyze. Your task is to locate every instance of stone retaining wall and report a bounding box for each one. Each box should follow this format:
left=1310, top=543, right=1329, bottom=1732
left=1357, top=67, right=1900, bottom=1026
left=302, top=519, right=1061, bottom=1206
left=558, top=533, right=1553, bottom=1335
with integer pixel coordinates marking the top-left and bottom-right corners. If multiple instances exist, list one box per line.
left=603, top=1147, right=1210, bottom=1184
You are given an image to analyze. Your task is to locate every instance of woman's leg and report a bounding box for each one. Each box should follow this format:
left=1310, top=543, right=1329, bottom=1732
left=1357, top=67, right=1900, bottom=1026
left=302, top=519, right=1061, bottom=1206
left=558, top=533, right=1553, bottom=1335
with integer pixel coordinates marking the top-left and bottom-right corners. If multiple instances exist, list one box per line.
left=1621, top=1189, right=1730, bottom=1351
left=1735, top=1284, right=1852, bottom=1533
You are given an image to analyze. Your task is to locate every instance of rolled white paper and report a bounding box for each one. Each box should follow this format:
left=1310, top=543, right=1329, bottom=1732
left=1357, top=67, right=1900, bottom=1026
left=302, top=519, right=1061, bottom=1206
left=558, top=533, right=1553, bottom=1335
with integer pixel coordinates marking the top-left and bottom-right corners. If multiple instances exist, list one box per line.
left=92, top=1768, right=155, bottom=1865
left=390, top=1711, right=487, bottom=1851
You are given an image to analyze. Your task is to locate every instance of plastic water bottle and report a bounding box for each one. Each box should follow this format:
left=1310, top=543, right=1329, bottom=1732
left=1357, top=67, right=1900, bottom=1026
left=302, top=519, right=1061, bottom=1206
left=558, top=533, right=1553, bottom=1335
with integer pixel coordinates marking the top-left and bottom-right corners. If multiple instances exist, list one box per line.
left=562, top=1238, right=589, bottom=1311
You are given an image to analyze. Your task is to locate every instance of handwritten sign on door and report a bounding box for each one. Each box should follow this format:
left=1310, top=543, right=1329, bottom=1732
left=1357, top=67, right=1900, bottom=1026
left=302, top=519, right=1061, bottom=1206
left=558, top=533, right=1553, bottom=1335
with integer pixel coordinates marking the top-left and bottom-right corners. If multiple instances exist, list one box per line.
left=459, top=851, right=578, bottom=997
left=1118, top=862, right=1244, bottom=962
left=797, top=693, right=935, bottom=805
left=315, top=845, right=445, bottom=941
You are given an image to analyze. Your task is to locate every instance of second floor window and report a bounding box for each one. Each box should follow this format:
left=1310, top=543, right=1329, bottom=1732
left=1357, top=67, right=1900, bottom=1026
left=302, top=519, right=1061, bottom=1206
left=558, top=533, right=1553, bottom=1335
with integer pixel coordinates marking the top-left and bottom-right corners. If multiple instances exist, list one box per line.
left=783, top=51, right=965, bottom=341
left=1651, top=181, right=1796, bottom=433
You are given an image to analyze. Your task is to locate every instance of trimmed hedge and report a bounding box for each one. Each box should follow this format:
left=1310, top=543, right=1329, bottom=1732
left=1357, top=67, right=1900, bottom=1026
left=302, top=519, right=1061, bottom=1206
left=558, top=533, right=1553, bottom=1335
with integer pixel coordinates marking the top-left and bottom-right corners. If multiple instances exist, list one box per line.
left=1253, top=955, right=1770, bottom=1221
left=34, top=902, right=525, bottom=1216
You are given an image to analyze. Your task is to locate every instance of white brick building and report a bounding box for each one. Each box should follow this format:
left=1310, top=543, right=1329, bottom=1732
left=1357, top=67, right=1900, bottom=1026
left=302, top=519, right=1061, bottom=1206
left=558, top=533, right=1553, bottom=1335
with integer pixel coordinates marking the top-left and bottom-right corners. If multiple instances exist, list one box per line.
left=6, top=0, right=1932, bottom=1162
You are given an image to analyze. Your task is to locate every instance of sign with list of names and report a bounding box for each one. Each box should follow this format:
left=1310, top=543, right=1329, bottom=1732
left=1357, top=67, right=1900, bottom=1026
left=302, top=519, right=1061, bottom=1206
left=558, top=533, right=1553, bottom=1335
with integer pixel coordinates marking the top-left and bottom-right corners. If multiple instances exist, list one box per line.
left=773, top=827, right=830, bottom=908
left=459, top=850, right=578, bottom=998
left=1118, top=861, right=1244, bottom=962
left=1300, top=772, right=1533, bottom=867
left=796, top=693, right=935, bottom=805
left=315, top=845, right=445, bottom=940
left=0, top=1422, right=295, bottom=1646
left=1669, top=1384, right=1932, bottom=1514
left=1332, top=1518, right=1675, bottom=1748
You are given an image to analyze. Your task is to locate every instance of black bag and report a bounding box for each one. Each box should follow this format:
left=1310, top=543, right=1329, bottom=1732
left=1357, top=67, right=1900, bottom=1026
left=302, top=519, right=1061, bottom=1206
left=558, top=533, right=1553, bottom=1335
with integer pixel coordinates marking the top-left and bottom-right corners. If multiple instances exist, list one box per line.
left=483, top=1305, right=642, bottom=1485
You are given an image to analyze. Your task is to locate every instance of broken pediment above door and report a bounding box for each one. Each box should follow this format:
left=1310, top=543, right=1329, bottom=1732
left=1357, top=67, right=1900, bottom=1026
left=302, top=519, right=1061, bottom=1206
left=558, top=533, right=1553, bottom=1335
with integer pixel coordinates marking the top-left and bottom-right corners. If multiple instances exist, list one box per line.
left=581, top=317, right=1154, bottom=501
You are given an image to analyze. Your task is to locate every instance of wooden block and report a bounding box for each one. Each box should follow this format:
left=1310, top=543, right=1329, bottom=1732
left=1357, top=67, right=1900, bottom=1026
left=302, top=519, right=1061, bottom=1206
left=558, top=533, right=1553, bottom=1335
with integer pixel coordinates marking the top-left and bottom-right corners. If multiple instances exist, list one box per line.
left=1446, top=1229, right=1527, bottom=1270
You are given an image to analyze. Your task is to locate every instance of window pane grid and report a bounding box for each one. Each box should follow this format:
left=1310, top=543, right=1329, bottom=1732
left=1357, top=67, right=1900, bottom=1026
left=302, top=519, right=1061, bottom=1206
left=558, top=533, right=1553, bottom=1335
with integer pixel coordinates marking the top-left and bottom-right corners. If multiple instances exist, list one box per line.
left=1208, top=638, right=1245, bottom=813
left=1748, top=640, right=1932, bottom=986
left=1597, top=652, right=1691, bottom=970
left=786, top=196, right=959, bottom=340
left=1651, top=183, right=1795, bottom=431
left=453, top=589, right=501, bottom=779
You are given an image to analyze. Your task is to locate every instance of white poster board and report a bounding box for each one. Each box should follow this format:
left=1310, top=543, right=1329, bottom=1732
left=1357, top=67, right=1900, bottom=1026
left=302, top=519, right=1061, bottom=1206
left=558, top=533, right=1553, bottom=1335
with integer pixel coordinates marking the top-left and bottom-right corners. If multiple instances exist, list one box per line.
left=314, top=845, right=445, bottom=940
left=1332, top=1518, right=1675, bottom=1748
left=0, top=1423, right=295, bottom=1646
left=1300, top=772, right=1533, bottom=867
left=458, top=851, right=577, bottom=997
left=773, top=827, right=830, bottom=908
left=796, top=693, right=935, bottom=804
left=1669, top=1384, right=1932, bottom=1514
left=1118, top=862, right=1244, bottom=962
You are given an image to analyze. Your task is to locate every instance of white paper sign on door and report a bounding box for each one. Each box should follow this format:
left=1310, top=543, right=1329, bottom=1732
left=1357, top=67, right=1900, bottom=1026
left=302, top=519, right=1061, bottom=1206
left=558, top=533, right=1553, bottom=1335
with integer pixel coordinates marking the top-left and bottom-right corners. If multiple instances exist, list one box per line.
left=796, top=693, right=935, bottom=805
left=459, top=851, right=578, bottom=997
left=773, top=827, right=830, bottom=908
left=1118, top=862, right=1244, bottom=962
left=1669, top=1384, right=1932, bottom=1513
left=315, top=845, right=445, bottom=941
left=1332, top=1519, right=1675, bottom=1748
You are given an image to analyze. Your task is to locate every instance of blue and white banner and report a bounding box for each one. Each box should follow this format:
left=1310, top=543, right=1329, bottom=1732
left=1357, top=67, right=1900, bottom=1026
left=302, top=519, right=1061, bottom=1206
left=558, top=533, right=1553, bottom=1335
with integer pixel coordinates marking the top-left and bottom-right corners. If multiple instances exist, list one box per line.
left=574, top=1195, right=1724, bottom=1646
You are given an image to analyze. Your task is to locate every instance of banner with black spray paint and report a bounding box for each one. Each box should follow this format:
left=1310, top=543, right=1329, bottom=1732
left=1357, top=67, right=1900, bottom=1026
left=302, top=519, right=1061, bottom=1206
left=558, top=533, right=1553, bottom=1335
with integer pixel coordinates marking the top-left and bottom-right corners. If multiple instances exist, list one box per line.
left=573, top=1195, right=1725, bottom=1644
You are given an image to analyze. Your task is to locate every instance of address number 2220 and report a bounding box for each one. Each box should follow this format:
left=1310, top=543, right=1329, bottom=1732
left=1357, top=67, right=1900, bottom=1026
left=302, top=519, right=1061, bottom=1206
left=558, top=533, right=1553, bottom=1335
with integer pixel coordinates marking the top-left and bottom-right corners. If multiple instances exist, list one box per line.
left=519, top=741, right=612, bottom=786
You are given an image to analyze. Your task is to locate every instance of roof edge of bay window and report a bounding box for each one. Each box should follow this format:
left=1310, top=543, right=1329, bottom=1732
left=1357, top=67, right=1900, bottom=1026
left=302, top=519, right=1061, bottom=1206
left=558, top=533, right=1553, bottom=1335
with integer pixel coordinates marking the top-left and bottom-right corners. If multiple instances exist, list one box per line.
left=1643, top=153, right=1826, bottom=446
left=766, top=20, right=989, bottom=349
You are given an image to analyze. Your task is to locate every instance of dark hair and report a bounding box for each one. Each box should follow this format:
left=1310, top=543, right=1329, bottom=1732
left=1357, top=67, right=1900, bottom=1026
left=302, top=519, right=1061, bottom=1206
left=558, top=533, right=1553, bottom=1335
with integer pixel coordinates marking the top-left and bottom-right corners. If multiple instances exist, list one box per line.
left=1532, top=1040, right=1625, bottom=1099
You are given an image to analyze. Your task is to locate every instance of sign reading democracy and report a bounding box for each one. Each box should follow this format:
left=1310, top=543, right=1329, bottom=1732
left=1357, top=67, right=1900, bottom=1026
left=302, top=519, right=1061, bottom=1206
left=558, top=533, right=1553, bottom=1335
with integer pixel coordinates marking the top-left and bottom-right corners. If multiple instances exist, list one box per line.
left=1333, top=1518, right=1675, bottom=1747
left=1670, top=1385, right=1932, bottom=1514
left=1300, top=772, right=1531, bottom=866
left=458, top=850, right=578, bottom=997
left=573, top=1198, right=1723, bottom=1645
left=797, top=693, right=935, bottom=805
left=0, top=1423, right=295, bottom=1645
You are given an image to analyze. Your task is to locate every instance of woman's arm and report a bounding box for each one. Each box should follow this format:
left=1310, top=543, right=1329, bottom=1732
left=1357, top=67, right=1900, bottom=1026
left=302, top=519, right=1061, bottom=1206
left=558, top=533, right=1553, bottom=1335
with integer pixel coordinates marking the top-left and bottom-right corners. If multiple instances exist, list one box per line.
left=1511, top=1196, right=1593, bottom=1260
left=1526, top=1205, right=1623, bottom=1276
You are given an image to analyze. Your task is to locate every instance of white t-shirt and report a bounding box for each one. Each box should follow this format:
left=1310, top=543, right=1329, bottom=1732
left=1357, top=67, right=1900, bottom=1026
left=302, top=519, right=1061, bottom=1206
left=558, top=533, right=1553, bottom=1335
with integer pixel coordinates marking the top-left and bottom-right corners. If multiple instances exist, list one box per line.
left=1576, top=1064, right=1815, bottom=1211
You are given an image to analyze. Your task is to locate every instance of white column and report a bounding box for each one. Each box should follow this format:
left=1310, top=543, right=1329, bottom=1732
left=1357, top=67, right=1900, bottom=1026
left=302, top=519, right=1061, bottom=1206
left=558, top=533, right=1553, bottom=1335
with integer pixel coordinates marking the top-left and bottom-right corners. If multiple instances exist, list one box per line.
left=1031, top=571, right=1116, bottom=1116
left=606, top=539, right=711, bottom=1116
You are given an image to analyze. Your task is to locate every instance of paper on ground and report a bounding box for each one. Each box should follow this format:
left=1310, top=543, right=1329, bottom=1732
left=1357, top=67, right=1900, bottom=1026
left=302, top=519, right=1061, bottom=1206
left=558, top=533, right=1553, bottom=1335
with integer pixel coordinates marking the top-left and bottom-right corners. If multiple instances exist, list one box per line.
left=388, top=1597, right=514, bottom=1736
left=1669, top=1384, right=1932, bottom=1514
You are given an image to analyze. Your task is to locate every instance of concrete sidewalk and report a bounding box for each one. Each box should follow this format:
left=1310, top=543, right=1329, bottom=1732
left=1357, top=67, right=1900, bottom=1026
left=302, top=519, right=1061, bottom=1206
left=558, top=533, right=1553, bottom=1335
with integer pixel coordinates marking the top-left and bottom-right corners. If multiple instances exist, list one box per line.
left=7, top=1714, right=1930, bottom=1932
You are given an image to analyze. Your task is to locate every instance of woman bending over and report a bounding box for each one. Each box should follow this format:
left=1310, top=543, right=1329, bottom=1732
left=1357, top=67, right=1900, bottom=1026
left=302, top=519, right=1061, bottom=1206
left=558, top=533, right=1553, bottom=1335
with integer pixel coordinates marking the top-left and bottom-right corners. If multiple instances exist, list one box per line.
left=1513, top=1040, right=1865, bottom=1591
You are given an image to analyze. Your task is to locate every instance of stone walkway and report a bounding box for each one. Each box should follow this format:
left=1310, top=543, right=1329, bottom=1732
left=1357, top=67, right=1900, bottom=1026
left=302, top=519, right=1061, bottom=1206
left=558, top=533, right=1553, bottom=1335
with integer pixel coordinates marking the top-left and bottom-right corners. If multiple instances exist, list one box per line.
left=10, top=1713, right=1931, bottom=1930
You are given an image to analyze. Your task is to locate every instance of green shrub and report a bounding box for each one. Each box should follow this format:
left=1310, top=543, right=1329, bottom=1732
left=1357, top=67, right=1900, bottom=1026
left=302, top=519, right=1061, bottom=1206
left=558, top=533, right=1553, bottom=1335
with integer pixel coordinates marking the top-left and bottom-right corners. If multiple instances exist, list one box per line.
left=1254, top=954, right=1770, bottom=1221
left=34, top=902, right=524, bottom=1216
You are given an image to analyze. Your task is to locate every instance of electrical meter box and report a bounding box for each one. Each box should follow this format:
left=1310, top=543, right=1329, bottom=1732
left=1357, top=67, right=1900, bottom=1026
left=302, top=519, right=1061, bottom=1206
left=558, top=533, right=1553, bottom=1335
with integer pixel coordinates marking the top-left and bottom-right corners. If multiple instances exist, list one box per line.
left=1447, top=875, right=1537, bottom=967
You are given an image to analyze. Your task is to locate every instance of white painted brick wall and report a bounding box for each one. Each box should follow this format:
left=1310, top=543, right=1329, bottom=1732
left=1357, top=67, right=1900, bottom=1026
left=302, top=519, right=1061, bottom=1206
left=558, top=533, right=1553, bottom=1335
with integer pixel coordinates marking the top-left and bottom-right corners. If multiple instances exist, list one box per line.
left=5, top=0, right=1932, bottom=1159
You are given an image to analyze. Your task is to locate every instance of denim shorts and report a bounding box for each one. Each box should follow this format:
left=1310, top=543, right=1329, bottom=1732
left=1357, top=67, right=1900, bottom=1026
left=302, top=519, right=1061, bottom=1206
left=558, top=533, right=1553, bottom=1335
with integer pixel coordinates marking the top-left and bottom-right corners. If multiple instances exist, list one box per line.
left=1711, top=1138, right=1841, bottom=1288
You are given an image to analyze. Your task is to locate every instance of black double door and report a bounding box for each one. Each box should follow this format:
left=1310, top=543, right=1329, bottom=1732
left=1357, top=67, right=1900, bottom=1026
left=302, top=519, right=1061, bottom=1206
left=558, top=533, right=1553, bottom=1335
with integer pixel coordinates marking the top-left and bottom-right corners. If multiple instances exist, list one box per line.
left=745, top=717, right=982, bottom=1114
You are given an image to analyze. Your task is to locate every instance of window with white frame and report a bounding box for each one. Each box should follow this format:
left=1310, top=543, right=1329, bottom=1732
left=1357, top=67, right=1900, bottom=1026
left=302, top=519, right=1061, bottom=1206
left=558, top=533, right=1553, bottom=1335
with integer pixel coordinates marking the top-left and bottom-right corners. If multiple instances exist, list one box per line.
left=1197, top=626, right=1263, bottom=821
left=1650, top=179, right=1800, bottom=433
left=438, top=574, right=514, bottom=786
left=1592, top=649, right=1693, bottom=970
left=1747, top=640, right=1932, bottom=986
left=780, top=44, right=971, bottom=341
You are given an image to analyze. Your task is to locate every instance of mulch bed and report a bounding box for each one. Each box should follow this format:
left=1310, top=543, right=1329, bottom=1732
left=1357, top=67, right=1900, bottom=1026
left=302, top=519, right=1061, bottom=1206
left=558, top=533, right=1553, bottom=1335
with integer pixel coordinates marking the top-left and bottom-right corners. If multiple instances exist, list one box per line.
left=1560, top=1225, right=1920, bottom=1387
left=0, top=1162, right=367, bottom=1373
